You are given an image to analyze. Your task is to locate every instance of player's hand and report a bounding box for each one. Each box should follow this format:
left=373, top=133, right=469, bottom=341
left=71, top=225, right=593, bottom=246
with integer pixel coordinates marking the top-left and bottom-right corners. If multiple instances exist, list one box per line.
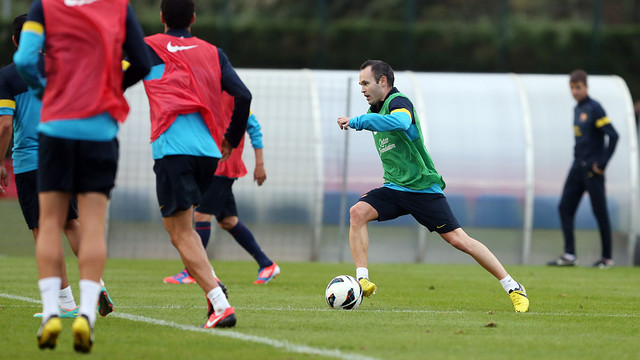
left=0, top=164, right=8, bottom=196
left=337, top=116, right=350, bottom=130
left=592, top=162, right=604, bottom=175
left=254, top=163, right=266, bottom=186
left=220, top=137, right=232, bottom=161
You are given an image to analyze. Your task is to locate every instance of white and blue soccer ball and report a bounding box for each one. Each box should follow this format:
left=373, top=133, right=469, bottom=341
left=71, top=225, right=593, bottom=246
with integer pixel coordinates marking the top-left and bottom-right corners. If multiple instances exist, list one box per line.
left=325, top=275, right=363, bottom=310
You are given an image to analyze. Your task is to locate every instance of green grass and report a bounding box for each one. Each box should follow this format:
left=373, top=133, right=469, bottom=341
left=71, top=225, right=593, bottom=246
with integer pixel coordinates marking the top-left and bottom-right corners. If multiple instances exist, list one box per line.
left=1, top=258, right=639, bottom=359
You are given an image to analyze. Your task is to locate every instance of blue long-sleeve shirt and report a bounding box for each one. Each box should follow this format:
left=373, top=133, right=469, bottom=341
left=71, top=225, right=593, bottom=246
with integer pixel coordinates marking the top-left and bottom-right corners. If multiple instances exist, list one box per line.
left=247, top=112, right=263, bottom=149
left=349, top=87, right=442, bottom=194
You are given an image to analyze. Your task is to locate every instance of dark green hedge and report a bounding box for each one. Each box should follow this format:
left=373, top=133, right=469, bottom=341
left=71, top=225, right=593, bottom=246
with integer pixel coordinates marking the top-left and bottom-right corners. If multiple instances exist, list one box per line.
left=1, top=18, right=638, bottom=99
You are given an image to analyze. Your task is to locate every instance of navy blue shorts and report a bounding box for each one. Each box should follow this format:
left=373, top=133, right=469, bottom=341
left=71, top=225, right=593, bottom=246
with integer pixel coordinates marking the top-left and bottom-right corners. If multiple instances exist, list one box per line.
left=358, top=187, right=460, bottom=233
left=38, top=134, right=118, bottom=196
left=15, top=170, right=79, bottom=229
left=154, top=155, right=218, bottom=217
left=196, top=176, right=237, bottom=222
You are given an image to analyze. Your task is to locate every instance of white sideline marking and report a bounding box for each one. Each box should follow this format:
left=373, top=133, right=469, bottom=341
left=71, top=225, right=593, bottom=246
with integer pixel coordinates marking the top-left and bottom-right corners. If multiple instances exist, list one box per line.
left=2, top=294, right=639, bottom=319
left=1, top=293, right=40, bottom=303
left=113, top=312, right=378, bottom=360
left=0, top=293, right=378, bottom=360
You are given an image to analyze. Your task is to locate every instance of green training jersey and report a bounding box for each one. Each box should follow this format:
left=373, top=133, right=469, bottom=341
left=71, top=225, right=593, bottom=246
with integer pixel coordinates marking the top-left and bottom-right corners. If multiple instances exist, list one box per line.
left=370, top=92, right=445, bottom=190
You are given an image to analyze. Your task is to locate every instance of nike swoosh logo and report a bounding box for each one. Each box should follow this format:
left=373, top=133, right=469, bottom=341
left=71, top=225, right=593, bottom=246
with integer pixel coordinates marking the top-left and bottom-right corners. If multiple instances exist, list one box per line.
left=437, top=224, right=446, bottom=229
left=167, top=42, right=198, bottom=53
left=205, top=317, right=220, bottom=328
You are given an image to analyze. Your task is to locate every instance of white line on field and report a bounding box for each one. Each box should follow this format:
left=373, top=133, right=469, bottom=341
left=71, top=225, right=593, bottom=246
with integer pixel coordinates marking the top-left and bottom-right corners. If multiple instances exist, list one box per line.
left=0, top=293, right=378, bottom=360
left=2, top=294, right=639, bottom=319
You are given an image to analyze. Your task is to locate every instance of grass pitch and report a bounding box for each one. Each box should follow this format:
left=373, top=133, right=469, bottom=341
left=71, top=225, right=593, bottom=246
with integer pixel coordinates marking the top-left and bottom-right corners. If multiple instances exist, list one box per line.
left=0, top=257, right=638, bottom=359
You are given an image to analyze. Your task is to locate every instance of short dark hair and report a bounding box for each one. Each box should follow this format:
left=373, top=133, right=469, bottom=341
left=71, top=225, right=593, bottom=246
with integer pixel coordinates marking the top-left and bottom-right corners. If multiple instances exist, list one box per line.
left=570, top=69, right=587, bottom=85
left=360, top=60, right=395, bottom=87
left=13, top=14, right=27, bottom=45
left=161, top=0, right=194, bottom=29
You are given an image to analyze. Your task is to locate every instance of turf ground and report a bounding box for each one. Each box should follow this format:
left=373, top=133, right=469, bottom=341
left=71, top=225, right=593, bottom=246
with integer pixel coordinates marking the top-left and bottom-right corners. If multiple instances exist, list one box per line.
left=0, top=257, right=638, bottom=359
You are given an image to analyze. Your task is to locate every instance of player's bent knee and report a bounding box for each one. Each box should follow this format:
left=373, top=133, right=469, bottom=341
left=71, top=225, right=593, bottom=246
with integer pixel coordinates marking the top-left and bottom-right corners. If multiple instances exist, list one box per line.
left=193, top=211, right=211, bottom=223
left=218, top=222, right=233, bottom=231
left=441, top=230, right=471, bottom=253
left=64, top=219, right=80, bottom=232
left=218, top=216, right=238, bottom=231
left=349, top=203, right=375, bottom=226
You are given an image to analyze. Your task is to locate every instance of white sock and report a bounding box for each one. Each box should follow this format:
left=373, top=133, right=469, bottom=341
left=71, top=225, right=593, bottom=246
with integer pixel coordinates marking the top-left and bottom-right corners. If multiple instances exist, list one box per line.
left=79, top=279, right=101, bottom=326
left=499, top=275, right=520, bottom=293
left=563, top=253, right=576, bottom=261
left=99, top=278, right=105, bottom=287
left=39, top=277, right=62, bottom=320
left=207, top=287, right=231, bottom=315
left=356, top=267, right=369, bottom=280
left=58, top=286, right=77, bottom=309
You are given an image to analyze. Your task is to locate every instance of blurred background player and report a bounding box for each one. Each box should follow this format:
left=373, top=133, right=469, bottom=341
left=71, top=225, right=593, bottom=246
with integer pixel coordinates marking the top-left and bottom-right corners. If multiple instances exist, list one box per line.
left=0, top=14, right=114, bottom=321
left=548, top=69, right=619, bottom=269
left=139, top=0, right=251, bottom=328
left=164, top=93, right=280, bottom=285
left=337, top=60, right=529, bottom=313
left=14, top=0, right=150, bottom=352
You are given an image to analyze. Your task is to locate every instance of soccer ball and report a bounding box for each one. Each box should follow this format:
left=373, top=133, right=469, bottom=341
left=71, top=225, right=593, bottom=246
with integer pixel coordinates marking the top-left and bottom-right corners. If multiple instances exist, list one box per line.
left=325, top=275, right=363, bottom=310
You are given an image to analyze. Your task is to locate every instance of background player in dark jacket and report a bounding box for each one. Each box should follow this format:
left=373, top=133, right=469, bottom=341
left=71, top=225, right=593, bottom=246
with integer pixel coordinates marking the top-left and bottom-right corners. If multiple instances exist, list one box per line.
left=548, top=69, right=619, bottom=268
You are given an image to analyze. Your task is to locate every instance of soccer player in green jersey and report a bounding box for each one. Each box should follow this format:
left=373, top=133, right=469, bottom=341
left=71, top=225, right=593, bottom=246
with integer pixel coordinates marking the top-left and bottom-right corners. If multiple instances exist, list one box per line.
left=337, top=60, right=529, bottom=313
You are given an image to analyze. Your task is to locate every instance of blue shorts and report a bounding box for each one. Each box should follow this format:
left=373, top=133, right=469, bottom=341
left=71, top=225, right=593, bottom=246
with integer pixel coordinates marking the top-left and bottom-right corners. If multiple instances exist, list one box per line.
left=358, top=187, right=460, bottom=233
left=196, top=176, right=237, bottom=222
left=154, top=155, right=218, bottom=217
left=15, top=170, right=78, bottom=229
left=38, top=134, right=118, bottom=196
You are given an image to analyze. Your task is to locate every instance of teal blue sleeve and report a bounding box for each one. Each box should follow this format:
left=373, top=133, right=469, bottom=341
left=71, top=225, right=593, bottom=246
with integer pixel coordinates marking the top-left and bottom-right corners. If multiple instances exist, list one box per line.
left=348, top=111, right=411, bottom=132
left=246, top=113, right=263, bottom=149
left=13, top=31, right=46, bottom=99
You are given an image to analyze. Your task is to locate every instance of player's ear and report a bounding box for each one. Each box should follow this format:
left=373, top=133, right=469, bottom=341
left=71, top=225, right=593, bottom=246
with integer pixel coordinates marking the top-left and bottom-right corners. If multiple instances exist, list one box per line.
left=11, top=35, right=17, bottom=47
left=379, top=75, right=387, bottom=87
left=191, top=13, right=196, bottom=25
left=160, top=11, right=165, bottom=24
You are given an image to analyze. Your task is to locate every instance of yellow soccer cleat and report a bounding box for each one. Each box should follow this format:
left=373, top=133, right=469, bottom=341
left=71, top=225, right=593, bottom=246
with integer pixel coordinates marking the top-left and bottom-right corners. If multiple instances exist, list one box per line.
left=358, top=278, right=377, bottom=297
left=37, top=315, right=62, bottom=350
left=72, top=315, right=94, bottom=353
left=509, top=283, right=529, bottom=313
